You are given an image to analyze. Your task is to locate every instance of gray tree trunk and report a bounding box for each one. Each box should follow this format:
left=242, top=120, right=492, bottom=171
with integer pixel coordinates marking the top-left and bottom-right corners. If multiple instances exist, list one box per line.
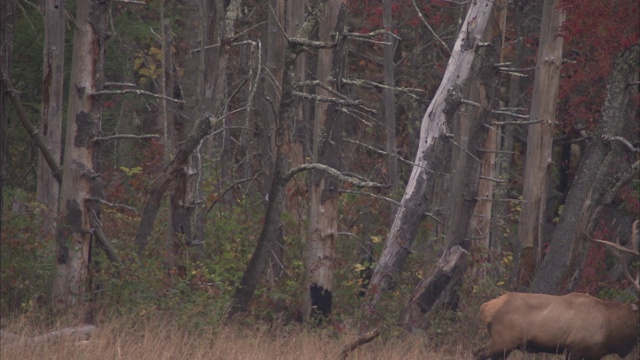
left=0, top=0, right=16, bottom=228
left=531, top=45, right=640, bottom=294
left=469, top=5, right=507, bottom=247
left=491, top=0, right=541, bottom=252
left=360, top=0, right=499, bottom=315
left=229, top=0, right=287, bottom=317
left=515, top=0, right=565, bottom=289
left=53, top=0, right=108, bottom=310
left=37, top=0, right=65, bottom=236
left=399, top=0, right=505, bottom=329
left=305, top=0, right=345, bottom=322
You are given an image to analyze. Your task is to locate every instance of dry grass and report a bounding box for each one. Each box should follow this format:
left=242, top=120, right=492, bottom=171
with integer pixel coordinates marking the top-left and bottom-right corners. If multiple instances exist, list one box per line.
left=2, top=315, right=635, bottom=360
left=0, top=315, right=475, bottom=360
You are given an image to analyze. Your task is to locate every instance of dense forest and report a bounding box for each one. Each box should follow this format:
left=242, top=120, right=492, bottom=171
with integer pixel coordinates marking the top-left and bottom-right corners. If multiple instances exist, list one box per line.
left=1, top=0, right=638, bottom=358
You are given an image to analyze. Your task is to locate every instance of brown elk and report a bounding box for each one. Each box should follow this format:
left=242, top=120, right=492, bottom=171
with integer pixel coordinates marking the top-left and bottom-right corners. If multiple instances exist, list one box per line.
left=475, top=221, right=640, bottom=360
left=473, top=292, right=639, bottom=359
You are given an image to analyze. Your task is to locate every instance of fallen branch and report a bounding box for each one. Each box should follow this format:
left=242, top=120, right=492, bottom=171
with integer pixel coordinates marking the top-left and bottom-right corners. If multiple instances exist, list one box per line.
left=0, top=325, right=97, bottom=345
left=337, top=328, right=380, bottom=360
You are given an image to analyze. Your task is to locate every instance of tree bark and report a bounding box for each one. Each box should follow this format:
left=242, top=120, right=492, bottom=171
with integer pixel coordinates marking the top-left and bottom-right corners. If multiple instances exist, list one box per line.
left=515, top=0, right=565, bottom=289
left=0, top=0, right=15, bottom=234
left=491, top=0, right=541, bottom=252
left=228, top=1, right=335, bottom=318
left=228, top=0, right=288, bottom=317
left=135, top=115, right=220, bottom=254
left=360, top=0, right=498, bottom=315
left=53, top=0, right=108, bottom=310
left=399, top=0, right=505, bottom=328
left=531, top=44, right=640, bottom=294
left=37, top=0, right=65, bottom=235
left=166, top=0, right=204, bottom=261
left=399, top=246, right=466, bottom=331
left=305, top=0, right=345, bottom=322
left=469, top=4, right=507, bottom=247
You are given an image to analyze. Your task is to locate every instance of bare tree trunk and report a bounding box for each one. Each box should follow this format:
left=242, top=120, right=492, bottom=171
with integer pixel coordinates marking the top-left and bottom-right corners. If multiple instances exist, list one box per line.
left=229, top=0, right=287, bottom=317
left=360, top=0, right=498, bottom=315
left=165, top=0, right=211, bottom=262
left=228, top=0, right=345, bottom=318
left=531, top=45, right=640, bottom=294
left=514, top=0, right=565, bottom=289
left=399, top=0, right=505, bottom=329
left=135, top=115, right=220, bottom=254
left=53, top=0, right=108, bottom=310
left=274, top=0, right=306, bottom=289
left=469, top=5, right=507, bottom=247
left=491, top=0, right=542, bottom=254
left=305, top=0, right=345, bottom=322
left=0, top=0, right=16, bottom=228
left=258, top=0, right=286, bottom=193
left=37, top=0, right=65, bottom=235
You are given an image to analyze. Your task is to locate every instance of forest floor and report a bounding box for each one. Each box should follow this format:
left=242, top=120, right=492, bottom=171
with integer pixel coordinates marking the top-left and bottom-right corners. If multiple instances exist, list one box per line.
left=3, top=314, right=628, bottom=360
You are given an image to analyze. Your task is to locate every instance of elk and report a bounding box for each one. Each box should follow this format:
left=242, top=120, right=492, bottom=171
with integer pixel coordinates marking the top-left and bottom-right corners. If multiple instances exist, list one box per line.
left=475, top=221, right=640, bottom=360
left=473, top=292, right=639, bottom=359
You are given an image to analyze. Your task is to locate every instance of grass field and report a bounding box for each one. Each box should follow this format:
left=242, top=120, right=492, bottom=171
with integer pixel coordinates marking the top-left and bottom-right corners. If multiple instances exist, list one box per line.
left=1, top=317, right=470, bottom=360
left=1, top=314, right=636, bottom=360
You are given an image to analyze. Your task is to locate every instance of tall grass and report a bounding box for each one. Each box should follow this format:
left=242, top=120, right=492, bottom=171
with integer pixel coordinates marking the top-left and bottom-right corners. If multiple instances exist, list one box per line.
left=2, top=312, right=636, bottom=359
left=0, top=315, right=474, bottom=360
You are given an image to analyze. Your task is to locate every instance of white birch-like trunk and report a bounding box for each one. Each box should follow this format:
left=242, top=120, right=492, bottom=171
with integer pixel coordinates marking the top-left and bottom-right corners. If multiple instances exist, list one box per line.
left=361, top=0, right=497, bottom=313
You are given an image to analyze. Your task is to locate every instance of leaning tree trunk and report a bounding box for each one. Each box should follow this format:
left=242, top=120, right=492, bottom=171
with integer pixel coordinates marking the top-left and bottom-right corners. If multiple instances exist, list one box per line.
left=531, top=45, right=640, bottom=294
left=399, top=0, right=505, bottom=330
left=135, top=115, right=220, bottom=254
left=305, top=0, right=345, bottom=322
left=514, top=0, right=565, bottom=290
left=360, top=0, right=499, bottom=315
left=228, top=0, right=287, bottom=317
left=37, top=0, right=65, bottom=236
left=228, top=0, right=346, bottom=318
left=53, top=0, right=108, bottom=310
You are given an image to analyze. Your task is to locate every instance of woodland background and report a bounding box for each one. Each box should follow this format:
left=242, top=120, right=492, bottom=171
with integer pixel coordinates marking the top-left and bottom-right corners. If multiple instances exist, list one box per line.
left=0, top=0, right=639, bottom=358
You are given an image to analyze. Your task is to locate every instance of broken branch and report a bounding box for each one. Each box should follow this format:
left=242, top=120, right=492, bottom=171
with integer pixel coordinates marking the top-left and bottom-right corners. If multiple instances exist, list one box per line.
left=338, top=328, right=380, bottom=360
left=1, top=71, right=62, bottom=183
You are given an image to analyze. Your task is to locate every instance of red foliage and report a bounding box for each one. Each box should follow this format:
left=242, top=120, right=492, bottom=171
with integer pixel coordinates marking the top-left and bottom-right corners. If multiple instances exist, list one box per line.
left=347, top=0, right=456, bottom=34
left=556, top=0, right=640, bottom=134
